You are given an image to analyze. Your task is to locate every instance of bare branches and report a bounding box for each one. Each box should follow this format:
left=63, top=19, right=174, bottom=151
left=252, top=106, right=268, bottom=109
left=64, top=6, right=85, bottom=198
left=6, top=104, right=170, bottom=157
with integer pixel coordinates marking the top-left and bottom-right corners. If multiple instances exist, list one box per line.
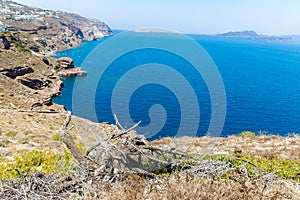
left=61, top=111, right=99, bottom=171
left=61, top=112, right=188, bottom=177
left=110, top=114, right=141, bottom=140
left=0, top=172, right=64, bottom=200
left=86, top=115, right=141, bottom=156
left=61, top=111, right=72, bottom=130
left=113, top=113, right=125, bottom=131
left=83, top=114, right=191, bottom=175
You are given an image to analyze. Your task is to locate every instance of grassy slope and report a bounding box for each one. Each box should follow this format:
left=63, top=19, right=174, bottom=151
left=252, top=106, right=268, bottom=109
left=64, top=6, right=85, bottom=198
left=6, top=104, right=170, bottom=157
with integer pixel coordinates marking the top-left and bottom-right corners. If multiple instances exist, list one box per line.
left=1, top=109, right=300, bottom=199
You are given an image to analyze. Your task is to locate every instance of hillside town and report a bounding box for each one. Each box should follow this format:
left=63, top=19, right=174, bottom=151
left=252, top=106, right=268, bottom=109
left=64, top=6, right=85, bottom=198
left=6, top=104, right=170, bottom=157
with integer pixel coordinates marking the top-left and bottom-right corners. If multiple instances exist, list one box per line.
left=0, top=0, right=60, bottom=25
left=0, top=0, right=112, bottom=55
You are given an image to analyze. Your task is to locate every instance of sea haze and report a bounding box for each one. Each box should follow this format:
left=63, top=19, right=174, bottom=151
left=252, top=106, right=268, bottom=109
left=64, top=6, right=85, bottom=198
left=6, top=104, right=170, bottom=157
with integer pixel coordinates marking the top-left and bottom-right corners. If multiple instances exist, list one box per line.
left=54, top=32, right=300, bottom=139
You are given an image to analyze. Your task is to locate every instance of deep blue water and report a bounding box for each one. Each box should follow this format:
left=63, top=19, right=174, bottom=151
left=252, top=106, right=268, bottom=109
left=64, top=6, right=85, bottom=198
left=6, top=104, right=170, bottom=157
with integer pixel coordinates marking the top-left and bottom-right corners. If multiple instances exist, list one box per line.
left=54, top=32, right=300, bottom=139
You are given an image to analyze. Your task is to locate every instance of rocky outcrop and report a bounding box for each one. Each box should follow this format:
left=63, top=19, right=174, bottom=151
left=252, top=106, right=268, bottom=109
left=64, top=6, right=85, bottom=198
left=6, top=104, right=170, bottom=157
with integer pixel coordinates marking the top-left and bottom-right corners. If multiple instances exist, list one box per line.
left=0, top=1, right=111, bottom=111
left=42, top=96, right=52, bottom=106
left=58, top=57, right=74, bottom=69
left=0, top=34, right=10, bottom=49
left=57, top=57, right=87, bottom=77
left=60, top=22, right=84, bottom=39
left=43, top=80, right=64, bottom=106
left=50, top=80, right=64, bottom=97
left=18, top=78, right=48, bottom=90
left=0, top=66, right=34, bottom=79
left=58, top=68, right=87, bottom=78
left=29, top=45, right=40, bottom=52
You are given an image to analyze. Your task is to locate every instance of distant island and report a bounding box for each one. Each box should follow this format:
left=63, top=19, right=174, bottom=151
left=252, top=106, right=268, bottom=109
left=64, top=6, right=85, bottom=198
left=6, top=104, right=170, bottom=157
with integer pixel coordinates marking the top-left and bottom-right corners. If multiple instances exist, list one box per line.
left=214, top=30, right=300, bottom=43
left=1, top=1, right=300, bottom=199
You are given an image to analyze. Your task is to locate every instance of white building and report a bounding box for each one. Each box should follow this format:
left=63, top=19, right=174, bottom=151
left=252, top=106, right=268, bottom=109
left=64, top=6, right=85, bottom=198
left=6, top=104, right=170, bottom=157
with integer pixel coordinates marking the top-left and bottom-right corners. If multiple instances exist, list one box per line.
left=14, top=14, right=39, bottom=20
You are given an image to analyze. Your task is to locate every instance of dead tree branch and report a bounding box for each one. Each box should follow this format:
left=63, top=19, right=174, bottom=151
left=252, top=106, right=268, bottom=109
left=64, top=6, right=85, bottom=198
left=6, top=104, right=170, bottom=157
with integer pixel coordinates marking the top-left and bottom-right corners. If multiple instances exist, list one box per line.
left=61, top=112, right=191, bottom=176
left=61, top=111, right=99, bottom=171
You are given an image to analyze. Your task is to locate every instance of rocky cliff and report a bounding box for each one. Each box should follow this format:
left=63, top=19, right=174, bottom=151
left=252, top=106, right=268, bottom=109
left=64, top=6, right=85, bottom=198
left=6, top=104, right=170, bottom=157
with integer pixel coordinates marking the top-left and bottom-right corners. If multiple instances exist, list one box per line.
left=0, top=0, right=112, bottom=110
left=0, top=0, right=112, bottom=54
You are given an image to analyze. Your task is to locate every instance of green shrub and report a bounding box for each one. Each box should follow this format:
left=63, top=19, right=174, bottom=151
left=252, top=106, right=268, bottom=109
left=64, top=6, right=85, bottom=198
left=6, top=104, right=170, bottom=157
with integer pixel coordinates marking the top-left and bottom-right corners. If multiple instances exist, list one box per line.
left=11, top=39, right=31, bottom=53
left=0, top=150, right=75, bottom=180
left=207, top=153, right=300, bottom=182
left=52, top=133, right=62, bottom=141
left=5, top=131, right=18, bottom=137
left=239, top=131, right=256, bottom=137
left=76, top=142, right=86, bottom=154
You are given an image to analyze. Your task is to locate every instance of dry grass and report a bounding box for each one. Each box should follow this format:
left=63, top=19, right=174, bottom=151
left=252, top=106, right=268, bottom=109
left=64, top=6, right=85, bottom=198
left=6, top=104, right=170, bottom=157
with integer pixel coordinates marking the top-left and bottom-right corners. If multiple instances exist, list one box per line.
left=2, top=171, right=296, bottom=200
left=0, top=109, right=67, bottom=159
left=103, top=173, right=294, bottom=200
left=1, top=109, right=300, bottom=199
left=151, top=134, right=300, bottom=162
left=0, top=109, right=114, bottom=161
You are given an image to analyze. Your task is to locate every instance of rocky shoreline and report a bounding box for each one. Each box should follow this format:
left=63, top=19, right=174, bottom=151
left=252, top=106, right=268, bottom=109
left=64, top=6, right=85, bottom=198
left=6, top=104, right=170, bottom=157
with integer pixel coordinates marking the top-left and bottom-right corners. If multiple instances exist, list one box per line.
left=58, top=67, right=87, bottom=78
left=1, top=2, right=300, bottom=200
left=0, top=0, right=111, bottom=109
left=57, top=57, right=87, bottom=78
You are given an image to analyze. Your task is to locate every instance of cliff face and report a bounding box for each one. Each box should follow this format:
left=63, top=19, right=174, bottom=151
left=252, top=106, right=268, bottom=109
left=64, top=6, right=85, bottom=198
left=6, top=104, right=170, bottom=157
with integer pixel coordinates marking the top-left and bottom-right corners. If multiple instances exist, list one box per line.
left=0, top=1, right=112, bottom=110
left=0, top=48, right=64, bottom=110
left=0, top=0, right=112, bottom=54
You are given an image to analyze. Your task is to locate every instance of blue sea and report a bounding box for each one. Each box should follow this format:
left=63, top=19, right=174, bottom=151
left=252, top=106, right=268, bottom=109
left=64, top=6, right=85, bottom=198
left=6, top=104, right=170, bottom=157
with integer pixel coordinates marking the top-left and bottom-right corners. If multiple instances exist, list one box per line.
left=54, top=31, right=300, bottom=140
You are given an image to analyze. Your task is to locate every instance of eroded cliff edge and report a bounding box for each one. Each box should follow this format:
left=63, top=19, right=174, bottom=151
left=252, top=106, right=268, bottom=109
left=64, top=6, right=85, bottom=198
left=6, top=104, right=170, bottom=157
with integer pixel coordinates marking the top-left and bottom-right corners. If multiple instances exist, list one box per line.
left=0, top=0, right=111, bottom=110
left=0, top=0, right=112, bottom=54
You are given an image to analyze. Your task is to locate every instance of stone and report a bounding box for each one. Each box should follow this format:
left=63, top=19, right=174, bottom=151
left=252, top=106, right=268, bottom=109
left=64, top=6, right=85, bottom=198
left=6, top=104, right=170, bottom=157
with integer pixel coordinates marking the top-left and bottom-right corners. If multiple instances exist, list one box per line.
left=18, top=78, right=46, bottom=90
left=42, top=96, right=52, bottom=106
left=0, top=34, right=11, bottom=49
left=58, top=68, right=87, bottom=78
left=0, top=66, right=34, bottom=79
left=58, top=57, right=74, bottom=69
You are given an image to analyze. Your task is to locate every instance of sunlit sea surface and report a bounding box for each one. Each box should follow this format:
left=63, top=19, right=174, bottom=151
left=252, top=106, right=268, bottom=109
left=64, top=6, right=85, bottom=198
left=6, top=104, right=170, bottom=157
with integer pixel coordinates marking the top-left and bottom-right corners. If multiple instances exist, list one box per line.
left=54, top=32, right=300, bottom=139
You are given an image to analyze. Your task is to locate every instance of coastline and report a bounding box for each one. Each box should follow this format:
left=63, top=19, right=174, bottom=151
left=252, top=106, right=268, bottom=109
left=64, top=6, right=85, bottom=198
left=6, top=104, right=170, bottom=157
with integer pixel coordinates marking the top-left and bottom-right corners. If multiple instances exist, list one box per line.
left=1, top=2, right=300, bottom=199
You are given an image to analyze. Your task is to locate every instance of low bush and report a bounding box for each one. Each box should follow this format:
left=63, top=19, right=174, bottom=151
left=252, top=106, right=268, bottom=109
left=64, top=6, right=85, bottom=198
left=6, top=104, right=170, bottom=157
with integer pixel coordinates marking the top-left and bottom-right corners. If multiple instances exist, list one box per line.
left=0, top=150, right=74, bottom=180
left=5, top=131, right=17, bottom=137
left=239, top=131, right=256, bottom=137
left=207, top=153, right=300, bottom=182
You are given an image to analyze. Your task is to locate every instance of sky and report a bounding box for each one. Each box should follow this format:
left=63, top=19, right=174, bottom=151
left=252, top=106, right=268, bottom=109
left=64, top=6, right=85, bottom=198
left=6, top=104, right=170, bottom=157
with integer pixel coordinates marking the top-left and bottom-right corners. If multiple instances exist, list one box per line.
left=14, top=0, right=300, bottom=35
